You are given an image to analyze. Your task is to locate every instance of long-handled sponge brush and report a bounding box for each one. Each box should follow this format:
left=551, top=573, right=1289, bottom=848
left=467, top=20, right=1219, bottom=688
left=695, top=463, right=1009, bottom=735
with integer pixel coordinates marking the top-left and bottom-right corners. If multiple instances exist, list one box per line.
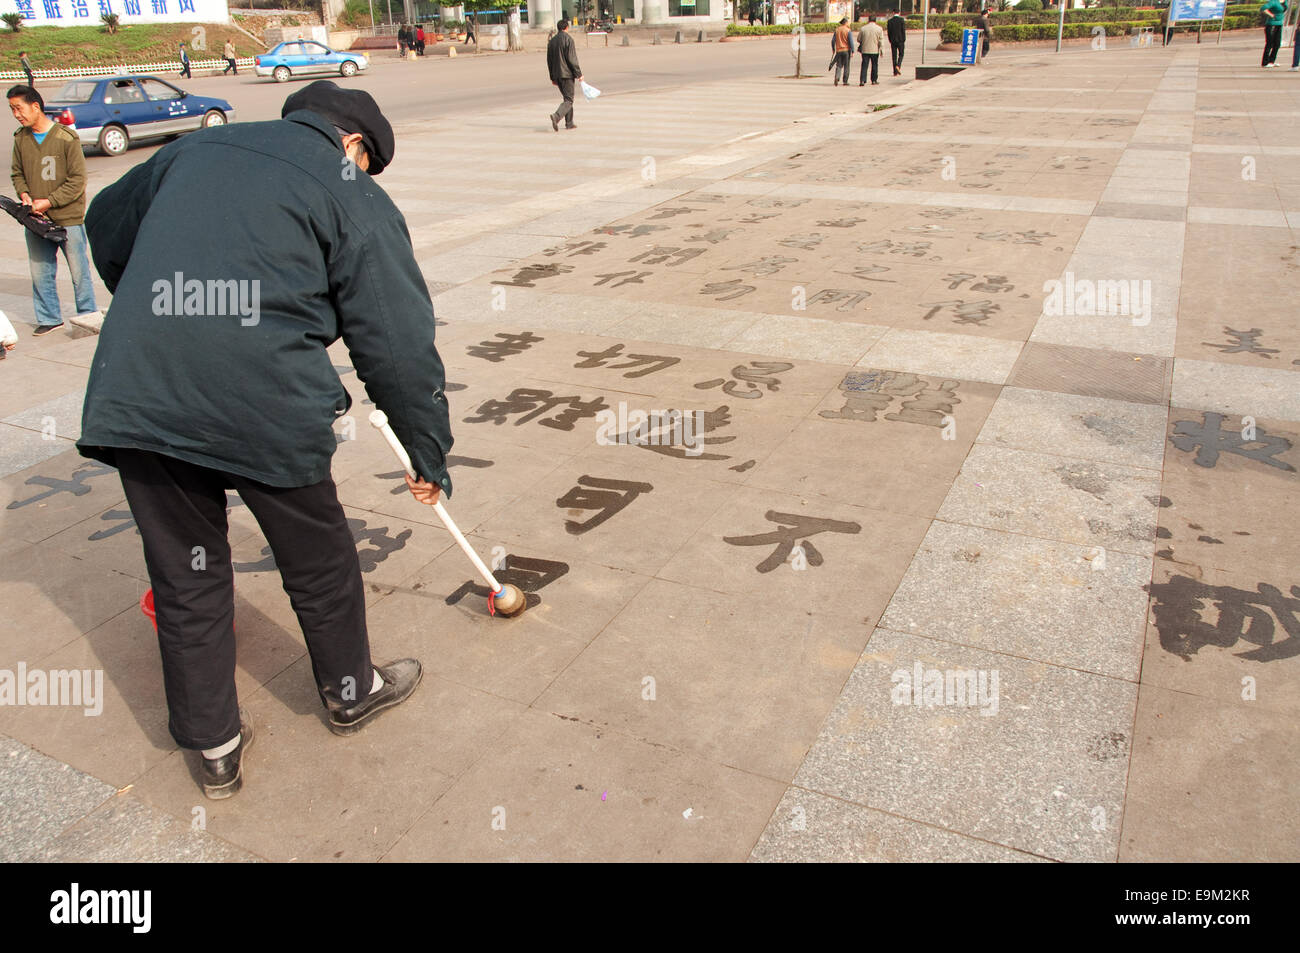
left=369, top=410, right=526, bottom=618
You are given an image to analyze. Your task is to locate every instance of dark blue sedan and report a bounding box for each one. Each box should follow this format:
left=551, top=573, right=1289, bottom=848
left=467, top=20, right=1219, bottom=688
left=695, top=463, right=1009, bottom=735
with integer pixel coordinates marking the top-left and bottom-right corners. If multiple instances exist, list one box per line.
left=43, top=75, right=236, bottom=157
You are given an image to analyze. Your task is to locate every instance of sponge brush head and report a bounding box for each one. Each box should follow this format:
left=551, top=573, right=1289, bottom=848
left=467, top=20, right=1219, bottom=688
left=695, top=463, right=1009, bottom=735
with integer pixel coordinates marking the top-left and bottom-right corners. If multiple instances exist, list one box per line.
left=492, top=584, right=527, bottom=618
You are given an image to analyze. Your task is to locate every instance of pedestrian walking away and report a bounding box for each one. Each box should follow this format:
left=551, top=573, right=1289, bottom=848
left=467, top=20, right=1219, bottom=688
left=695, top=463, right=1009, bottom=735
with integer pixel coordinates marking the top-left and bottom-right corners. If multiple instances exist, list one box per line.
left=859, top=15, right=884, bottom=86
left=886, top=12, right=906, bottom=75
left=1260, top=0, right=1287, bottom=66
left=1159, top=7, right=1174, bottom=45
left=975, top=8, right=992, bottom=57
left=178, top=41, right=192, bottom=79
left=18, top=51, right=33, bottom=87
left=416, top=25, right=427, bottom=55
left=830, top=17, right=855, bottom=87
left=7, top=84, right=101, bottom=336
left=547, top=19, right=583, bottom=131
left=77, top=79, right=453, bottom=800
left=222, top=39, right=238, bottom=75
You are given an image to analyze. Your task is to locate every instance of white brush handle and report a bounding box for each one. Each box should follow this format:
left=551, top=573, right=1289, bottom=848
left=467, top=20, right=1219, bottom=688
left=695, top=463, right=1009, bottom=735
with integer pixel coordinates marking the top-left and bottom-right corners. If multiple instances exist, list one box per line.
left=368, top=410, right=504, bottom=593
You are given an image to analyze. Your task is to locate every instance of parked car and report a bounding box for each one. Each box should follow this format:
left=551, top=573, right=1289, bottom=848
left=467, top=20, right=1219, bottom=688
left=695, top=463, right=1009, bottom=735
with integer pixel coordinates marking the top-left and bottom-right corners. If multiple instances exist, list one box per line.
left=255, top=40, right=369, bottom=83
left=43, top=75, right=235, bottom=157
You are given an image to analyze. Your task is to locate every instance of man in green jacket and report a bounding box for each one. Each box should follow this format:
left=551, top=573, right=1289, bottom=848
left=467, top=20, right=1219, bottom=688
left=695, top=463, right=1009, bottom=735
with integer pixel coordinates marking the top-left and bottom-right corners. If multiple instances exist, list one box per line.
left=78, top=81, right=451, bottom=799
left=8, top=84, right=102, bottom=335
left=1261, top=0, right=1287, bottom=66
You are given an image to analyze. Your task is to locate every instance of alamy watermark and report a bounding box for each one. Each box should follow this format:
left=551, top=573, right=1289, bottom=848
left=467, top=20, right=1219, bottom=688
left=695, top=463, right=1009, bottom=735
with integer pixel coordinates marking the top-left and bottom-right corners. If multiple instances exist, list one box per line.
left=594, top=402, right=705, bottom=456
left=1042, top=272, right=1151, bottom=327
left=151, top=272, right=261, bottom=327
left=891, top=661, right=999, bottom=716
left=0, top=663, right=103, bottom=715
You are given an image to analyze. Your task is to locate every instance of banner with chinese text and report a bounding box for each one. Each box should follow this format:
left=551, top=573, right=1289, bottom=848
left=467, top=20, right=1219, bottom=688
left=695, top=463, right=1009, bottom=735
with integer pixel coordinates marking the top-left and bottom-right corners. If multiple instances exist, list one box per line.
left=0, top=0, right=230, bottom=25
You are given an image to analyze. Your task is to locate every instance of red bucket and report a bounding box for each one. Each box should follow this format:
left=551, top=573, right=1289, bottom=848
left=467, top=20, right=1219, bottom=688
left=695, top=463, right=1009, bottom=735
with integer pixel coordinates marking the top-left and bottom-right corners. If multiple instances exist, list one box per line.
left=140, top=588, right=234, bottom=632
left=140, top=588, right=156, bottom=630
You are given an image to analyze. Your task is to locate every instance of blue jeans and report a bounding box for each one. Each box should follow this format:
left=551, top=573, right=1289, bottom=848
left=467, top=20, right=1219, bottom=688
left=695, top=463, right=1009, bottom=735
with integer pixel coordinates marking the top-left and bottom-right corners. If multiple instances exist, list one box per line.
left=27, top=224, right=97, bottom=328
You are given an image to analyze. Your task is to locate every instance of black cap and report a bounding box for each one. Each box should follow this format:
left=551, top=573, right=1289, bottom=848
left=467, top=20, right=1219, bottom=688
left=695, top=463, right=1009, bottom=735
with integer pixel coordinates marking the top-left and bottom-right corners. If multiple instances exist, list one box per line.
left=281, top=80, right=395, bottom=175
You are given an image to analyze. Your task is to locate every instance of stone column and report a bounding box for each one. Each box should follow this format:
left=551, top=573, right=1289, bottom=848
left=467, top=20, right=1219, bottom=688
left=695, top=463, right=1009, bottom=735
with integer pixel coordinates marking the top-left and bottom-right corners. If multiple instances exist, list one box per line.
left=641, top=0, right=667, bottom=24
left=532, top=0, right=556, bottom=28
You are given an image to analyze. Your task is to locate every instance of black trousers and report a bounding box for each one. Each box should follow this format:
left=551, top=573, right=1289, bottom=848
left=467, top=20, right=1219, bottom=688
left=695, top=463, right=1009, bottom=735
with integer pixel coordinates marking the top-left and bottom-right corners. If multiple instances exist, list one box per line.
left=223, top=57, right=237, bottom=74
left=890, top=41, right=904, bottom=71
left=552, top=77, right=576, bottom=127
left=115, top=448, right=372, bottom=750
left=860, top=52, right=879, bottom=84
left=1263, top=24, right=1282, bottom=66
left=180, top=62, right=192, bottom=78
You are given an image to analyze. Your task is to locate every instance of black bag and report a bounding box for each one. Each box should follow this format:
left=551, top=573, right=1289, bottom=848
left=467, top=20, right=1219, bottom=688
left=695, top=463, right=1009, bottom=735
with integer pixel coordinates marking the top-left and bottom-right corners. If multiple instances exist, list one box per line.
left=0, top=195, right=67, bottom=244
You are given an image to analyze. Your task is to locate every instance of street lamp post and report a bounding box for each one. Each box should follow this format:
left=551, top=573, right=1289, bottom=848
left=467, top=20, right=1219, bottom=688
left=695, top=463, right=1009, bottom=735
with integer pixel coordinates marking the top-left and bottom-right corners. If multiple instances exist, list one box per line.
left=1055, top=0, right=1065, bottom=52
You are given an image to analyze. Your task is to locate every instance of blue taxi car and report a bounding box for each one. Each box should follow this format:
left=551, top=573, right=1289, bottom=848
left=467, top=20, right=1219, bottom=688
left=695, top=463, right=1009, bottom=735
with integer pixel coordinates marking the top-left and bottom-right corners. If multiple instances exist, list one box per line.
left=43, top=75, right=235, bottom=157
left=255, top=40, right=369, bottom=83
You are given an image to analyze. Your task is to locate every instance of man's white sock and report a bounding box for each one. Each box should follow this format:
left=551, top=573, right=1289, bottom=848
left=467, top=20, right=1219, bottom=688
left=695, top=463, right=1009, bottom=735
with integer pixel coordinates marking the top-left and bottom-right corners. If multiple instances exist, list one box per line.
left=370, top=668, right=384, bottom=695
left=202, top=734, right=240, bottom=759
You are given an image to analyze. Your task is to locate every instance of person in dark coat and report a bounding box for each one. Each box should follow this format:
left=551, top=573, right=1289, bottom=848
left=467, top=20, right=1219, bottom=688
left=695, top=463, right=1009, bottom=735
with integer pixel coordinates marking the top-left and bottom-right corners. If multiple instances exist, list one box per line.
left=886, top=12, right=906, bottom=76
left=974, top=8, right=991, bottom=57
left=547, top=19, right=583, bottom=131
left=465, top=15, right=477, bottom=44
left=78, top=80, right=450, bottom=800
left=178, top=41, right=192, bottom=79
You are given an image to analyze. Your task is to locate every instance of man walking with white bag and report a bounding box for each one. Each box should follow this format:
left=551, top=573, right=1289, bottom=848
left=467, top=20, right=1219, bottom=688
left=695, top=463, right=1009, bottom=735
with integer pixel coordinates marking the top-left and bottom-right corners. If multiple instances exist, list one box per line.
left=547, top=19, right=583, bottom=131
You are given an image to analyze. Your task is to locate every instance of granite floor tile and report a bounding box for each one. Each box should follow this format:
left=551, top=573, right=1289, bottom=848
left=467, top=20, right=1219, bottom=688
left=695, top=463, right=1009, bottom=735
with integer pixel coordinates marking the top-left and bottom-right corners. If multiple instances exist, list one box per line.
left=36, top=793, right=263, bottom=862
left=879, top=520, right=1151, bottom=680
left=791, top=628, right=1136, bottom=862
left=749, top=788, right=1048, bottom=862
left=937, top=443, right=1161, bottom=556
left=975, top=386, right=1168, bottom=470
left=0, top=733, right=114, bottom=862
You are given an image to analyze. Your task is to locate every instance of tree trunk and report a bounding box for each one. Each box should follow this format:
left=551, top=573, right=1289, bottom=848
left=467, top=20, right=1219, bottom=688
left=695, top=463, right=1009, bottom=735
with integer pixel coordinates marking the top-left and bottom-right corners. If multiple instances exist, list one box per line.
left=507, top=4, right=523, bottom=49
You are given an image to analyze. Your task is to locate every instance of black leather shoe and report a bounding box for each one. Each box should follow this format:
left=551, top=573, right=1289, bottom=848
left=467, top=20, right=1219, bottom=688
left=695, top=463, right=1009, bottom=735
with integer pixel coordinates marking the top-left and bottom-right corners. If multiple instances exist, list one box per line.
left=328, top=659, right=422, bottom=736
left=201, top=708, right=254, bottom=800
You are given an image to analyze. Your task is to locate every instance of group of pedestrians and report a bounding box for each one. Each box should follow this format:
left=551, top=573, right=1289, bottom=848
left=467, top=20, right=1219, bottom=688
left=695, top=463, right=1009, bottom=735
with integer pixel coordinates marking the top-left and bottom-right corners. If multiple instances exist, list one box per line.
left=397, top=23, right=427, bottom=55
left=831, top=12, right=907, bottom=86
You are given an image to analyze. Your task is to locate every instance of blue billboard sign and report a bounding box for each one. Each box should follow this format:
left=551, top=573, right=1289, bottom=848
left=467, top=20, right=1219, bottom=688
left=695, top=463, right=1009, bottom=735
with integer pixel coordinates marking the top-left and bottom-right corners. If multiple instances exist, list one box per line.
left=960, top=27, right=980, bottom=64
left=1170, top=0, right=1226, bottom=22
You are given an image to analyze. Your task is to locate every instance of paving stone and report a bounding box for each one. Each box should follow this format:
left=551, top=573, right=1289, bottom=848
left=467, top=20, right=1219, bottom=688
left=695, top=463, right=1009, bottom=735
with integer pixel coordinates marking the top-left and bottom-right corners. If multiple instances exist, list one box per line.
left=0, top=734, right=114, bottom=862
left=879, top=520, right=1150, bottom=680
left=750, top=788, right=1047, bottom=863
left=1005, top=342, right=1171, bottom=405
left=976, top=386, right=1169, bottom=470
left=1171, top=358, right=1300, bottom=424
left=37, top=794, right=263, bottom=862
left=128, top=662, right=520, bottom=862
left=791, top=628, right=1136, bottom=862
left=1119, top=684, right=1299, bottom=862
left=937, top=443, right=1161, bottom=556
left=857, top=328, right=1024, bottom=384
left=383, top=708, right=786, bottom=862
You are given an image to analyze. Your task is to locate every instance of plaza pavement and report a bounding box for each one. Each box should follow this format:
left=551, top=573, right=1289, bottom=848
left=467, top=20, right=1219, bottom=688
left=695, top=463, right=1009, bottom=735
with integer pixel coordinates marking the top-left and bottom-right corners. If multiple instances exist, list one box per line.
left=0, top=36, right=1296, bottom=863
